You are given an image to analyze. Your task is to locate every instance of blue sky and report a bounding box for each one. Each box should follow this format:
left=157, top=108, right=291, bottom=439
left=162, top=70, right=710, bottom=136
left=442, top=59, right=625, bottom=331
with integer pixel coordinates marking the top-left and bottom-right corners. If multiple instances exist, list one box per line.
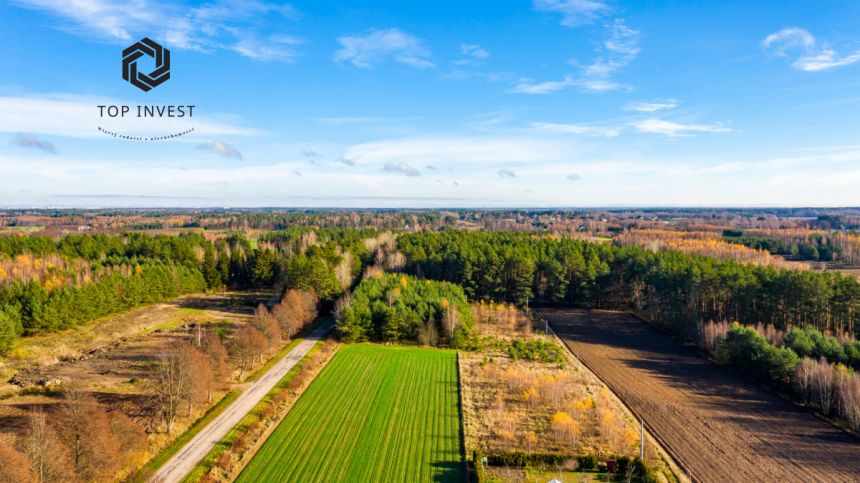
left=1, top=0, right=859, bottom=207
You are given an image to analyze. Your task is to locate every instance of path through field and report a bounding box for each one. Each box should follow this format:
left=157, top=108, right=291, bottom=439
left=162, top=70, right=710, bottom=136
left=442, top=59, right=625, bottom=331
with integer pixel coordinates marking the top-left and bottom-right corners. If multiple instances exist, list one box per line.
left=541, top=309, right=860, bottom=483
left=149, top=318, right=333, bottom=483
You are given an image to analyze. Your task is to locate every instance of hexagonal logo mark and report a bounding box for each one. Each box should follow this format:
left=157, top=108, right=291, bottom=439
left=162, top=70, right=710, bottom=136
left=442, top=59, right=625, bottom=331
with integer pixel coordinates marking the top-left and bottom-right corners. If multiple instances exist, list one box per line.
left=122, top=37, right=170, bottom=92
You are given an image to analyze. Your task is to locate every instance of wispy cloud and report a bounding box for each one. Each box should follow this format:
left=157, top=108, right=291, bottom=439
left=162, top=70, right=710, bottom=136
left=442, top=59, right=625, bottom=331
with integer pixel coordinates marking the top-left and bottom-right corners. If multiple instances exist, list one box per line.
left=335, top=157, right=355, bottom=166
left=566, top=174, right=581, bottom=181
left=531, top=122, right=621, bottom=137
left=533, top=0, right=610, bottom=27
left=454, top=43, right=490, bottom=65
left=579, top=19, right=640, bottom=92
left=197, top=140, right=243, bottom=159
left=512, top=76, right=576, bottom=94
left=335, top=28, right=434, bottom=69
left=314, top=116, right=418, bottom=126
left=497, top=169, right=517, bottom=179
left=763, top=27, right=860, bottom=72
left=232, top=34, right=302, bottom=62
left=382, top=162, right=420, bottom=177
left=633, top=119, right=731, bottom=137
left=512, top=19, right=640, bottom=95
left=11, top=133, right=56, bottom=153
left=624, top=99, right=679, bottom=112
left=344, top=137, right=567, bottom=166
left=10, top=0, right=301, bottom=61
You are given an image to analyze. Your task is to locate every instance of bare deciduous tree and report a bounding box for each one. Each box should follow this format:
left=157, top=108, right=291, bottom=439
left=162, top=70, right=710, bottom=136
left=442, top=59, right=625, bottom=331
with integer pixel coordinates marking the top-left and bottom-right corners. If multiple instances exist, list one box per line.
left=20, top=412, right=74, bottom=483
left=154, top=340, right=209, bottom=433
left=230, top=326, right=267, bottom=380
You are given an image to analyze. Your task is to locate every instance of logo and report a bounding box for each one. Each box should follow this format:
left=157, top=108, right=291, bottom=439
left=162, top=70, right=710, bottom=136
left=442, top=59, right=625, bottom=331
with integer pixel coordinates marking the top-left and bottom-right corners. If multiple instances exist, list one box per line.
left=122, top=37, right=170, bottom=92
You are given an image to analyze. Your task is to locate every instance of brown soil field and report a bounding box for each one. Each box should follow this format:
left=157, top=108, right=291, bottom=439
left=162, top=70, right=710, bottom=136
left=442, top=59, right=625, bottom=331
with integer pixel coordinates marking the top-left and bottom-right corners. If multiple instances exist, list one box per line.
left=541, top=308, right=860, bottom=483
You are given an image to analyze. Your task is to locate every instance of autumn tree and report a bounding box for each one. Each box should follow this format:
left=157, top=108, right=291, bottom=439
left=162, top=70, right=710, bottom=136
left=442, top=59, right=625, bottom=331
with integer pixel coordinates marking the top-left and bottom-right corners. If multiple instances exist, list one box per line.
left=185, top=345, right=216, bottom=407
left=551, top=411, right=580, bottom=448
left=53, top=384, right=147, bottom=480
left=20, top=412, right=74, bottom=483
left=154, top=340, right=212, bottom=433
left=0, top=442, right=36, bottom=483
left=201, top=329, right=230, bottom=387
left=230, top=326, right=267, bottom=380
left=253, top=303, right=282, bottom=353
left=54, top=385, right=118, bottom=480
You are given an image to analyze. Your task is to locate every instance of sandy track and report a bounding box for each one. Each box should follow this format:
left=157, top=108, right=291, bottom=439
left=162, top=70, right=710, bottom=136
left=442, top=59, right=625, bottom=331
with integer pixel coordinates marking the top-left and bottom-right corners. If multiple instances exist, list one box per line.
left=541, top=308, right=860, bottom=483
left=149, top=319, right=333, bottom=483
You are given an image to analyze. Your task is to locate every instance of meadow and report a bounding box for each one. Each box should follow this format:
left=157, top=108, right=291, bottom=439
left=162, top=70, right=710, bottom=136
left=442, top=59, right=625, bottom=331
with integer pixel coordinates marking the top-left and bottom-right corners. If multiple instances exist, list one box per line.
left=236, top=344, right=465, bottom=482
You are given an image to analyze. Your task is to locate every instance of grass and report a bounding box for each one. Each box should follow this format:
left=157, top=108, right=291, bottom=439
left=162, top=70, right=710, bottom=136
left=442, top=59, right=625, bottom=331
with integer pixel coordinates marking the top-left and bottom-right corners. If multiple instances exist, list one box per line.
left=236, top=345, right=466, bottom=483
left=182, top=340, right=326, bottom=482
left=132, top=390, right=240, bottom=482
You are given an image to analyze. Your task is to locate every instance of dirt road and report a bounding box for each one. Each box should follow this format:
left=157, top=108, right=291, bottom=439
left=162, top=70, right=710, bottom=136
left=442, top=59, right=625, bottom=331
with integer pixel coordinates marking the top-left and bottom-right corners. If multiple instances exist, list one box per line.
left=541, top=309, right=860, bottom=483
left=149, top=319, right=333, bottom=483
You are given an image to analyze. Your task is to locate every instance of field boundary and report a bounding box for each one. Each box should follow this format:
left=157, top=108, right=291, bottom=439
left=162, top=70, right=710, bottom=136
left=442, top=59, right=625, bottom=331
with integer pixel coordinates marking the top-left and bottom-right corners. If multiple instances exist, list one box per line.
left=455, top=352, right=471, bottom=482
left=150, top=319, right=334, bottom=483
left=628, top=311, right=860, bottom=441
left=537, top=311, right=691, bottom=483
left=203, top=339, right=340, bottom=482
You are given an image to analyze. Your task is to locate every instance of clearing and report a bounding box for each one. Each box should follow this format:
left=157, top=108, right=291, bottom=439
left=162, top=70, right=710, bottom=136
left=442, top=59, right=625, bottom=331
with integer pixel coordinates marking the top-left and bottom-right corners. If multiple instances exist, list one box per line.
left=237, top=344, right=465, bottom=482
left=542, top=308, right=860, bottom=483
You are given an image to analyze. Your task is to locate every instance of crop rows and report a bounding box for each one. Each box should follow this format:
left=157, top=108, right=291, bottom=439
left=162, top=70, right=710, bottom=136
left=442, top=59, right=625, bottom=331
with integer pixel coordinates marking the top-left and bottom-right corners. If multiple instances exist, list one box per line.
left=237, top=344, right=465, bottom=482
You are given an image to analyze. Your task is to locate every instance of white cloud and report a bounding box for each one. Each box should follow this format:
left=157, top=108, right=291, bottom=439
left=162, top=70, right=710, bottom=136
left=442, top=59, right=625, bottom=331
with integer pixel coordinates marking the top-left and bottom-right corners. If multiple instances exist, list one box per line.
left=0, top=94, right=261, bottom=138
left=580, top=19, right=639, bottom=91
left=566, top=174, right=581, bottom=181
left=531, top=122, right=621, bottom=137
left=460, top=44, right=489, bottom=59
left=533, top=0, right=609, bottom=27
left=454, top=43, right=490, bottom=65
left=232, top=35, right=302, bottom=62
left=763, top=27, right=860, bottom=72
left=624, top=99, right=679, bottom=112
left=382, top=162, right=420, bottom=177
left=632, top=119, right=731, bottom=137
left=314, top=116, right=419, bottom=126
left=335, top=28, right=434, bottom=69
left=197, top=140, right=242, bottom=160
left=511, top=76, right=576, bottom=94
left=11, top=134, right=57, bottom=153
left=10, top=0, right=301, bottom=61
left=343, top=136, right=569, bottom=166
left=498, top=169, right=517, bottom=179
left=514, top=19, right=639, bottom=95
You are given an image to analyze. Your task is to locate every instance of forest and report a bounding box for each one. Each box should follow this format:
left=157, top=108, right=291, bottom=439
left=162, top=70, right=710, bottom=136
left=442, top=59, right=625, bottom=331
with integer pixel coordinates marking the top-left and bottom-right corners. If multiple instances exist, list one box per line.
left=0, top=229, right=372, bottom=353
left=336, top=273, right=474, bottom=347
left=397, top=231, right=860, bottom=336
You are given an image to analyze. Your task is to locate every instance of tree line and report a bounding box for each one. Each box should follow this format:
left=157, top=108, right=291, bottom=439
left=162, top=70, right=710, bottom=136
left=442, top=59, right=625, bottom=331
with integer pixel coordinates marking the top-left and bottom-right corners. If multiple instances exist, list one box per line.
left=397, top=231, right=860, bottom=337
left=699, top=321, right=860, bottom=430
left=0, top=229, right=373, bottom=353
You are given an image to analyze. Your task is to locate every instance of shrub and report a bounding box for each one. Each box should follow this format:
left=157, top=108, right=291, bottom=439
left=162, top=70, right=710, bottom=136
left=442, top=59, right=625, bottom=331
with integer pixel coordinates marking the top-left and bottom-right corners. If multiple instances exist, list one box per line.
left=577, top=454, right=598, bottom=470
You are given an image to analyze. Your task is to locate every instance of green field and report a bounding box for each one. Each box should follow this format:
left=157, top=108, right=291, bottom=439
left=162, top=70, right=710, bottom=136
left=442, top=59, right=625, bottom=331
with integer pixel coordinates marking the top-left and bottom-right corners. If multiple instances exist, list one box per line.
left=236, top=344, right=465, bottom=482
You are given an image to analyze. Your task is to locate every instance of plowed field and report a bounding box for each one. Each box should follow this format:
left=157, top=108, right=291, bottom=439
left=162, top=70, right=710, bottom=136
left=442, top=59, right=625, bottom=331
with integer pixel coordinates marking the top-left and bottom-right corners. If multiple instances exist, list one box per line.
left=542, top=308, right=860, bottom=483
